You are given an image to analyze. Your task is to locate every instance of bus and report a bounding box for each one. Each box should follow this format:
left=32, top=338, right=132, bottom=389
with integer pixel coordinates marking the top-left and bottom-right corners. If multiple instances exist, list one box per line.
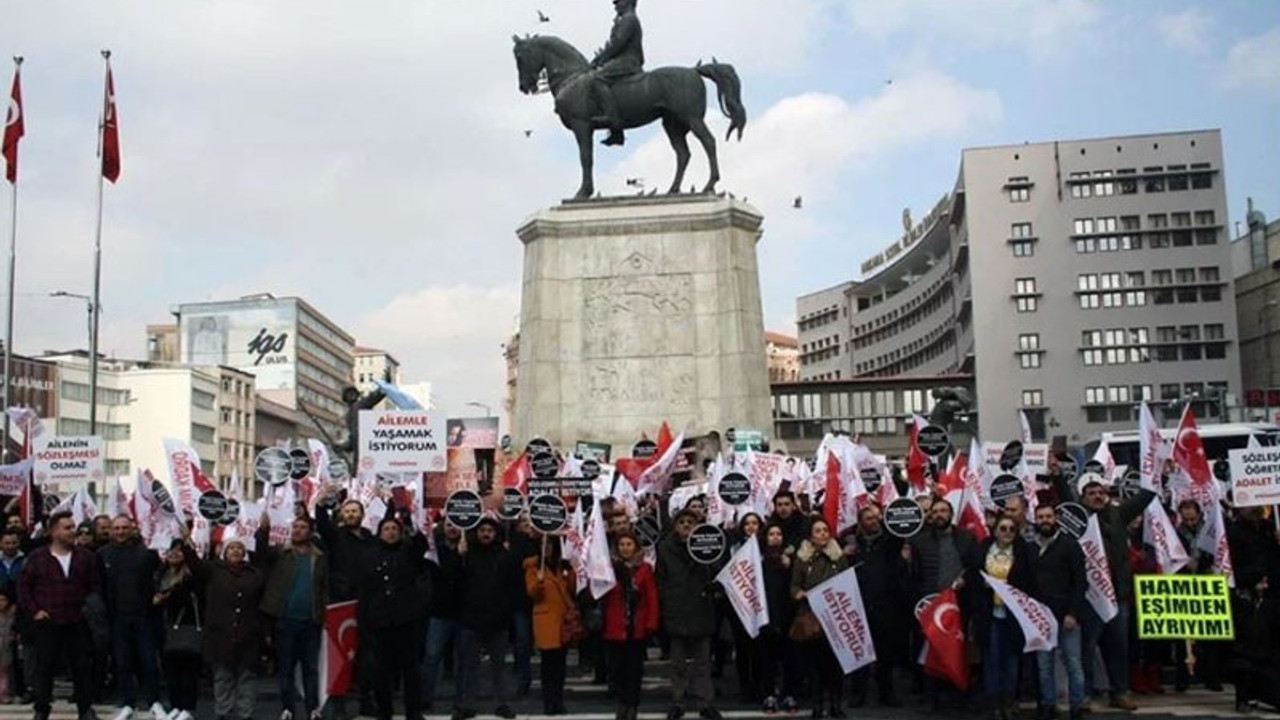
left=1086, top=422, right=1280, bottom=468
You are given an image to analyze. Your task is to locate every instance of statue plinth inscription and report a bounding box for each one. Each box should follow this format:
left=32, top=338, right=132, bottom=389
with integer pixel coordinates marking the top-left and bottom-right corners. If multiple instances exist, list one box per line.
left=512, top=194, right=772, bottom=454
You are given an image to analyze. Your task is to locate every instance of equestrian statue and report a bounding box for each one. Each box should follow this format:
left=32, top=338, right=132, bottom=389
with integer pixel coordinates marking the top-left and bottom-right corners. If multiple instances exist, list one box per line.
left=513, top=0, right=746, bottom=200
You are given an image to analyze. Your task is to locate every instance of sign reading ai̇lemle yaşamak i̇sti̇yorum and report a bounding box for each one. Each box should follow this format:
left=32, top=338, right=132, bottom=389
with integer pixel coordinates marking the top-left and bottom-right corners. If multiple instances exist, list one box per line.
left=358, top=410, right=447, bottom=474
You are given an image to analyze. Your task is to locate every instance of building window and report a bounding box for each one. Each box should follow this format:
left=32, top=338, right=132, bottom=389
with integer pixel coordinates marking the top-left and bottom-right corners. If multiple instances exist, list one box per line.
left=1199, top=266, right=1220, bottom=283
left=1015, top=278, right=1036, bottom=294
left=1017, top=297, right=1038, bottom=313
left=1117, top=168, right=1138, bottom=195
left=1073, top=218, right=1096, bottom=235
left=1085, top=387, right=1105, bottom=405
left=1204, top=323, right=1225, bottom=340
left=1190, top=170, right=1213, bottom=190
left=1009, top=178, right=1031, bottom=203
left=1167, top=165, right=1189, bottom=191
left=1148, top=213, right=1168, bottom=229
left=1018, top=333, right=1040, bottom=351
left=1094, top=171, right=1114, bottom=196
left=1012, top=240, right=1035, bottom=257
left=1011, top=222, right=1033, bottom=238
left=1069, top=172, right=1092, bottom=198
left=191, top=423, right=216, bottom=444
left=1195, top=210, right=1215, bottom=226
left=1097, top=217, right=1117, bottom=233
left=1144, top=167, right=1165, bottom=193
left=1022, top=389, right=1043, bottom=407
left=1019, top=352, right=1042, bottom=369
left=1075, top=238, right=1096, bottom=253
left=192, top=389, right=216, bottom=410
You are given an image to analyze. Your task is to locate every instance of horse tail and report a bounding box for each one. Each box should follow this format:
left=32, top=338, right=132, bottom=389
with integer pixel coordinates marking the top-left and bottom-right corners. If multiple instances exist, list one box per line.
left=697, top=62, right=746, bottom=141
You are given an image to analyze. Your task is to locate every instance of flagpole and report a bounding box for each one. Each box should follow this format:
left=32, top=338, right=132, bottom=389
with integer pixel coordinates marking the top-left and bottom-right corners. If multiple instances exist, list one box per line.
left=1, top=57, right=22, bottom=464
left=89, top=50, right=109, bottom=439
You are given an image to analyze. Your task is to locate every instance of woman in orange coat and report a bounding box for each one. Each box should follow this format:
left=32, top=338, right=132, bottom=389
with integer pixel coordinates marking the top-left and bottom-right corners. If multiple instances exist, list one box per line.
left=524, top=538, right=577, bottom=716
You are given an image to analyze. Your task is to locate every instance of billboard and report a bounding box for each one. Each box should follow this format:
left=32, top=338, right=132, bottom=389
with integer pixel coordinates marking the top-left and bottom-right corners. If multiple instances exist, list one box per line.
left=447, top=417, right=499, bottom=450
left=179, top=302, right=297, bottom=390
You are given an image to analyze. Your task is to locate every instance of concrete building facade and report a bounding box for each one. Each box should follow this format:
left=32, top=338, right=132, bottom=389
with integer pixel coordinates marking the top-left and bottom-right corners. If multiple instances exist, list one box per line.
left=1231, top=200, right=1280, bottom=423
left=798, top=130, right=1242, bottom=444
left=765, top=331, right=801, bottom=383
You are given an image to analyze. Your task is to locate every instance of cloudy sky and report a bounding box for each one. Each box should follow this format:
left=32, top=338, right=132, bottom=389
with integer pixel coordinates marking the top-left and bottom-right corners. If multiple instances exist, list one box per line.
left=2, top=0, right=1277, bottom=418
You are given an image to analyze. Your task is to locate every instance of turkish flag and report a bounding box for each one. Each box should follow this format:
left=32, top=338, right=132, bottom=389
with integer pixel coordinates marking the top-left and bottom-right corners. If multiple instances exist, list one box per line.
left=1171, top=405, right=1212, bottom=486
left=907, top=415, right=930, bottom=495
left=101, top=63, right=120, bottom=183
left=322, top=601, right=359, bottom=702
left=3, top=65, right=23, bottom=184
left=501, top=451, right=532, bottom=493
left=823, top=452, right=840, bottom=533
left=919, top=588, right=969, bottom=691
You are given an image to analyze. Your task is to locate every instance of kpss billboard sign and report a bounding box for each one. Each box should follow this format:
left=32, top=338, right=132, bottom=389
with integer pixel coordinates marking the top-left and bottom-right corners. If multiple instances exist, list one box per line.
left=358, top=410, right=447, bottom=474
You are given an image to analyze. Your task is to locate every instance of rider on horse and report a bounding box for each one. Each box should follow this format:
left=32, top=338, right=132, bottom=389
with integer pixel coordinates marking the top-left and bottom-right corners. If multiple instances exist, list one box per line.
left=591, top=0, right=643, bottom=147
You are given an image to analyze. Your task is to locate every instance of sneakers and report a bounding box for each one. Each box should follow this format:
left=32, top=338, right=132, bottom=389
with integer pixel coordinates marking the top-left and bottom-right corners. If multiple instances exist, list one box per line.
left=149, top=704, right=168, bottom=720
left=171, top=712, right=193, bottom=720
left=763, top=696, right=778, bottom=714
left=112, top=707, right=134, bottom=720
left=1108, top=694, right=1138, bottom=712
left=780, top=696, right=799, bottom=714
left=280, top=711, right=294, bottom=720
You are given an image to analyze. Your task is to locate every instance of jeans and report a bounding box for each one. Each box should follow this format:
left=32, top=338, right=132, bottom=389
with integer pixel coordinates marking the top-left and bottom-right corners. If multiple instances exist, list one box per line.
left=112, top=613, right=159, bottom=708
left=669, top=636, right=713, bottom=708
left=510, top=609, right=533, bottom=690
left=1037, top=623, right=1085, bottom=710
left=31, top=620, right=94, bottom=714
left=422, top=617, right=462, bottom=707
left=458, top=627, right=509, bottom=708
left=1082, top=602, right=1130, bottom=696
left=983, top=616, right=1019, bottom=697
left=276, top=618, right=321, bottom=714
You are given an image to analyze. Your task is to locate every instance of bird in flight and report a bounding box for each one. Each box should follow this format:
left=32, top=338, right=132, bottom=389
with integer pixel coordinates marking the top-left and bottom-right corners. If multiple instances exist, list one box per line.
left=793, top=196, right=803, bottom=209
left=524, top=130, right=533, bottom=138
left=538, top=10, right=550, bottom=22
left=625, top=177, right=643, bottom=187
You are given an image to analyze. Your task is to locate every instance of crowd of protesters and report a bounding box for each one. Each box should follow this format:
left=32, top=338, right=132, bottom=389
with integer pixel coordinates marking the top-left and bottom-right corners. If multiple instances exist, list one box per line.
left=0, top=437, right=1276, bottom=720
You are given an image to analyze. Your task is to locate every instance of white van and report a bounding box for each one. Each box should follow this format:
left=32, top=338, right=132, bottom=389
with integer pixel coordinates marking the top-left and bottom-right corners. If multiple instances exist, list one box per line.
left=1087, top=422, right=1280, bottom=468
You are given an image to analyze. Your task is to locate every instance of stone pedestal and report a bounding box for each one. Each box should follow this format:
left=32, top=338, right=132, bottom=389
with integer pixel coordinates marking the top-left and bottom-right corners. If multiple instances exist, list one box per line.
left=512, top=194, right=773, bottom=455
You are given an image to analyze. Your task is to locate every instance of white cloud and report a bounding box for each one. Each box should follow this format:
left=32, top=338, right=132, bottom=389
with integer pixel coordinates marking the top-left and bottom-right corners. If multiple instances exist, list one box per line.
left=1155, top=7, right=1214, bottom=54
left=845, top=0, right=1102, bottom=59
left=353, top=284, right=520, bottom=418
left=1224, top=27, right=1280, bottom=93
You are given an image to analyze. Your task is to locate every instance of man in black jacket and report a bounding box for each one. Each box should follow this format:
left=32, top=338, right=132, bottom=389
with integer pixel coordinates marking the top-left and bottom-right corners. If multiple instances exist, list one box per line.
left=316, top=491, right=378, bottom=717
left=97, top=515, right=163, bottom=720
left=656, top=509, right=720, bottom=720
left=424, top=523, right=465, bottom=711
left=846, top=505, right=906, bottom=708
left=455, top=518, right=521, bottom=720
left=360, top=518, right=431, bottom=720
left=767, top=492, right=809, bottom=550
left=1029, top=505, right=1088, bottom=720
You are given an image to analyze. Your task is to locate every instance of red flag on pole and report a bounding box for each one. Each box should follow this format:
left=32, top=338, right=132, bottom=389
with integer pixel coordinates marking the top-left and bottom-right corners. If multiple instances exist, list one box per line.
left=3, top=61, right=23, bottom=184
left=320, top=600, right=359, bottom=710
left=906, top=415, right=930, bottom=495
left=100, top=59, right=120, bottom=183
left=1171, top=405, right=1213, bottom=487
left=919, top=588, right=970, bottom=691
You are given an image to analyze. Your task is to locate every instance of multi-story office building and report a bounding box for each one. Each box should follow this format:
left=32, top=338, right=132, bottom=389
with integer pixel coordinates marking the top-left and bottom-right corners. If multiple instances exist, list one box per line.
left=173, top=294, right=355, bottom=443
left=798, top=130, right=1242, bottom=443
left=1231, top=200, right=1280, bottom=423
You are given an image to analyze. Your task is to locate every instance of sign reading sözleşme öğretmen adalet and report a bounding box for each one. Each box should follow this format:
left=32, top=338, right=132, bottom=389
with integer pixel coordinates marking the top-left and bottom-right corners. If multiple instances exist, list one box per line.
left=1228, top=446, right=1280, bottom=508
left=1134, top=574, right=1234, bottom=640
left=358, top=410, right=447, bottom=474
left=527, top=477, right=594, bottom=498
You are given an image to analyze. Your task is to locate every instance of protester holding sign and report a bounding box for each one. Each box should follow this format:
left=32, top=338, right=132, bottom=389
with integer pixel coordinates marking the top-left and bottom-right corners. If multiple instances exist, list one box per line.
left=601, top=531, right=659, bottom=720
left=790, top=518, right=849, bottom=718
left=974, top=517, right=1036, bottom=720
left=656, top=509, right=721, bottom=720
left=1028, top=505, right=1088, bottom=720
left=524, top=540, right=577, bottom=716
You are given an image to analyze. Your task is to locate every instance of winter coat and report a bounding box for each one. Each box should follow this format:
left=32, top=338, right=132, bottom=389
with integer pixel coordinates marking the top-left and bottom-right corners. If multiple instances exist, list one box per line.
left=315, top=507, right=376, bottom=602
left=194, top=555, right=266, bottom=668
left=0, top=552, right=25, bottom=596
left=1228, top=517, right=1280, bottom=591
left=1087, top=489, right=1155, bottom=603
left=791, top=539, right=848, bottom=595
left=157, top=561, right=203, bottom=657
left=358, top=533, right=431, bottom=630
left=458, top=541, right=522, bottom=633
left=524, top=557, right=577, bottom=650
left=601, top=560, right=659, bottom=642
left=907, top=524, right=982, bottom=600
left=656, top=531, right=717, bottom=638
left=848, top=530, right=908, bottom=614
left=98, top=539, right=161, bottom=616
left=428, top=533, right=465, bottom=620
left=1028, top=531, right=1087, bottom=622
left=760, top=548, right=794, bottom=634
left=256, top=527, right=329, bottom=624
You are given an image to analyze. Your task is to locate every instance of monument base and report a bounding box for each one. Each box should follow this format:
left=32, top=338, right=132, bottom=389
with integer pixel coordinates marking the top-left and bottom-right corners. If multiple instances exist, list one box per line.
left=512, top=194, right=773, bottom=456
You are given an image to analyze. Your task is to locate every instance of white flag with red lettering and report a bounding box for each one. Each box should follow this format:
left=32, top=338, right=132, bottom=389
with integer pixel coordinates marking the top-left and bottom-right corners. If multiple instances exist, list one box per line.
left=716, top=536, right=769, bottom=638
left=807, top=567, right=876, bottom=673
left=982, top=571, right=1058, bottom=652
left=1079, top=515, right=1119, bottom=622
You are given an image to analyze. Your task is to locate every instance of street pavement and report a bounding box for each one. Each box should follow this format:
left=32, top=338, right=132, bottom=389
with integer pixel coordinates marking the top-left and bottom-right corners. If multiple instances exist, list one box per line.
left=7, top=654, right=1262, bottom=720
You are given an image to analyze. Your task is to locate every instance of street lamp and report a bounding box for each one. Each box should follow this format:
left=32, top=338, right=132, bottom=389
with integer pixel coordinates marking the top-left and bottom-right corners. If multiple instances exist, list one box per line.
left=50, top=291, right=100, bottom=434
left=466, top=401, right=492, bottom=417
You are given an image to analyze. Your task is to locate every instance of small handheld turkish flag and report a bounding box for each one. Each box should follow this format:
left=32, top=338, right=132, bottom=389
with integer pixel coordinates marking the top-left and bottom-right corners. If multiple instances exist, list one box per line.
left=100, top=56, right=120, bottom=183
left=3, top=60, right=23, bottom=185
left=1172, top=405, right=1212, bottom=486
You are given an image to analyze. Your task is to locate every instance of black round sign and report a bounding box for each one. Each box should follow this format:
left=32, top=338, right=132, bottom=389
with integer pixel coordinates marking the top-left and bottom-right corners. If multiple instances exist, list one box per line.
left=859, top=467, right=882, bottom=492
left=884, top=498, right=925, bottom=538
left=990, top=474, right=1024, bottom=507
left=152, top=479, right=177, bottom=514
left=255, top=448, right=291, bottom=486
left=917, top=425, right=950, bottom=457
left=635, top=514, right=661, bottom=547
left=197, top=491, right=228, bottom=521
left=288, top=448, right=312, bottom=481
left=718, top=472, right=751, bottom=506
left=42, top=493, right=60, bottom=514
left=499, top=488, right=526, bottom=520
left=1117, top=471, right=1142, bottom=499
left=327, top=458, right=350, bottom=482
left=218, top=497, right=241, bottom=527
left=530, top=451, right=559, bottom=480
left=632, top=439, right=658, bottom=459
left=581, top=459, right=602, bottom=481
left=1083, top=460, right=1106, bottom=478
left=1056, top=502, right=1088, bottom=540
left=529, top=494, right=567, bottom=534
left=444, top=490, right=484, bottom=530
left=526, top=437, right=552, bottom=456
left=1000, top=441, right=1024, bottom=472
left=1212, top=459, right=1230, bottom=483
left=687, top=524, right=726, bottom=564
left=1056, top=453, right=1078, bottom=483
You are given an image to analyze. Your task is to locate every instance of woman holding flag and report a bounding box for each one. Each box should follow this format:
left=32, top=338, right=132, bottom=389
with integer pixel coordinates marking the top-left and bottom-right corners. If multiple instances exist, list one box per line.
left=790, top=518, right=848, bottom=718
left=974, top=517, right=1036, bottom=720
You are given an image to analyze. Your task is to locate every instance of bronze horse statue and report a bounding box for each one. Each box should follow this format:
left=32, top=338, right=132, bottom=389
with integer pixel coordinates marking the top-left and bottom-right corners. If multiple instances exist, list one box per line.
left=513, top=35, right=746, bottom=200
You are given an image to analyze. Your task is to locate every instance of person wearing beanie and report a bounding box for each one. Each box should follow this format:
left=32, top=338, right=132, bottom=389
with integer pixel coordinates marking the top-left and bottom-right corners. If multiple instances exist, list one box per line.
left=194, top=537, right=265, bottom=720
